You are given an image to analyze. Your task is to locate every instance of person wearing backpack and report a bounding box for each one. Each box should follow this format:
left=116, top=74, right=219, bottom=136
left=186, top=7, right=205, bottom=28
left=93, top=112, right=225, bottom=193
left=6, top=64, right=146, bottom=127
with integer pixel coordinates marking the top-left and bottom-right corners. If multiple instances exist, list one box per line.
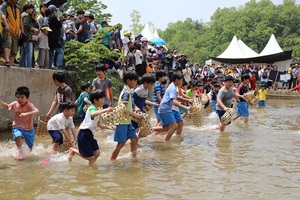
left=259, top=65, right=268, bottom=88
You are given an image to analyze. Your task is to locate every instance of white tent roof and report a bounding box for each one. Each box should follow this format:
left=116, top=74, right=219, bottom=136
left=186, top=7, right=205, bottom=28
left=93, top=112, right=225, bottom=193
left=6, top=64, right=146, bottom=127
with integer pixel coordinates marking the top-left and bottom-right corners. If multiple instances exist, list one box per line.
left=259, top=34, right=283, bottom=56
left=238, top=39, right=259, bottom=57
left=153, top=30, right=160, bottom=38
left=141, top=23, right=155, bottom=40
left=217, top=36, right=258, bottom=59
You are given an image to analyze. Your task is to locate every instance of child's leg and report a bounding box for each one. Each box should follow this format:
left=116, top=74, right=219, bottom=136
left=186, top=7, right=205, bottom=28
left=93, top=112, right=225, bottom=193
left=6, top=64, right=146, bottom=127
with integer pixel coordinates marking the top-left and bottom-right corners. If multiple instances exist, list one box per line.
left=176, top=121, right=184, bottom=136
left=111, top=142, right=126, bottom=160
left=129, top=138, right=138, bottom=158
left=68, top=147, right=100, bottom=164
left=219, top=123, right=226, bottom=132
left=165, top=122, right=178, bottom=142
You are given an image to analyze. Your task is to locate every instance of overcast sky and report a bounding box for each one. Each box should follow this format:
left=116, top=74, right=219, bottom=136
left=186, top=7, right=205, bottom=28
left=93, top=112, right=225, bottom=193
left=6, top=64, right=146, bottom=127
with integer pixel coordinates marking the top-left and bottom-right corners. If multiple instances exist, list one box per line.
left=100, top=0, right=300, bottom=32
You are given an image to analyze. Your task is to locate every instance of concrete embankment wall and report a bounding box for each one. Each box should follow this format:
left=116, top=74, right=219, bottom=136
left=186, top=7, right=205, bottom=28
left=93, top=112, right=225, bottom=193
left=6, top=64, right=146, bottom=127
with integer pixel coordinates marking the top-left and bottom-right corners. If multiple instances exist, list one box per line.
left=0, top=66, right=62, bottom=130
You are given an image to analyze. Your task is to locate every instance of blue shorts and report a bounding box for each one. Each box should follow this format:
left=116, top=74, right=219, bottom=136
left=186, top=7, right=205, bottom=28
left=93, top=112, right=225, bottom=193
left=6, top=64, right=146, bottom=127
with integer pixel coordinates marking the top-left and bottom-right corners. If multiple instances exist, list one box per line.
left=77, top=129, right=99, bottom=157
left=211, top=100, right=217, bottom=112
left=12, top=128, right=35, bottom=148
left=153, top=107, right=162, bottom=121
left=114, top=124, right=137, bottom=143
left=48, top=130, right=64, bottom=145
left=236, top=101, right=249, bottom=117
left=258, top=100, right=266, bottom=107
left=216, top=110, right=226, bottom=121
left=159, top=110, right=183, bottom=126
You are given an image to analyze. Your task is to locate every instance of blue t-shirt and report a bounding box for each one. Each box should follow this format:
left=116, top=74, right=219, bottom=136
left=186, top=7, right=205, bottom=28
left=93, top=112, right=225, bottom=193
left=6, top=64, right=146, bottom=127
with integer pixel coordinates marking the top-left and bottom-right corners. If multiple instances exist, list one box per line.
left=158, top=83, right=177, bottom=114
left=153, top=81, right=165, bottom=104
left=133, top=85, right=148, bottom=112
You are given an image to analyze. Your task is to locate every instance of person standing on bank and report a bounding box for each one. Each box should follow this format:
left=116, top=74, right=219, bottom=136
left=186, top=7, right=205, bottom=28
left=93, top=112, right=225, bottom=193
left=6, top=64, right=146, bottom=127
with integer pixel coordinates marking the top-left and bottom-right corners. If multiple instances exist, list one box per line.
left=0, top=0, right=23, bottom=67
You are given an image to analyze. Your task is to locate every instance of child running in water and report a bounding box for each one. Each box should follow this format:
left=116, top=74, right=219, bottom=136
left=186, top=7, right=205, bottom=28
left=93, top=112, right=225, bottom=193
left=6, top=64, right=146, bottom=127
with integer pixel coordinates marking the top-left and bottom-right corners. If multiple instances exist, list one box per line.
left=216, top=76, right=235, bottom=132
left=132, top=74, right=158, bottom=139
left=0, top=86, right=39, bottom=160
left=47, top=102, right=77, bottom=153
left=158, top=72, right=190, bottom=142
left=111, top=71, right=144, bottom=160
left=68, top=90, right=113, bottom=165
left=153, top=70, right=167, bottom=126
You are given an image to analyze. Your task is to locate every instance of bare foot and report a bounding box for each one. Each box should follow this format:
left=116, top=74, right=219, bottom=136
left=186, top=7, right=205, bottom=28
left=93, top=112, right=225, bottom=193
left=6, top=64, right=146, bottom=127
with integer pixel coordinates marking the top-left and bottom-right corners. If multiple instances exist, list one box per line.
left=14, top=152, right=24, bottom=161
left=68, top=147, right=75, bottom=162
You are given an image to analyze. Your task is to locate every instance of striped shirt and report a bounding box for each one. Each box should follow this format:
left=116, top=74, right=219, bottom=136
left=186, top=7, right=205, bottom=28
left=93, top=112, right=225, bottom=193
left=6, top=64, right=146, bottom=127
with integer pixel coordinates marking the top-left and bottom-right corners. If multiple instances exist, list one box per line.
left=153, top=81, right=165, bottom=104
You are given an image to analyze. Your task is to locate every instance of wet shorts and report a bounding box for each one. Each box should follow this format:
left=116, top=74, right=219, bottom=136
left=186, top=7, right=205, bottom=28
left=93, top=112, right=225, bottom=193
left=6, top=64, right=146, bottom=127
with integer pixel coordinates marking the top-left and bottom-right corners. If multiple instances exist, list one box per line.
left=159, top=110, right=182, bottom=126
left=12, top=128, right=35, bottom=148
left=48, top=130, right=64, bottom=145
left=236, top=101, right=249, bottom=117
left=153, top=107, right=162, bottom=122
left=77, top=129, right=99, bottom=157
left=114, top=124, right=137, bottom=143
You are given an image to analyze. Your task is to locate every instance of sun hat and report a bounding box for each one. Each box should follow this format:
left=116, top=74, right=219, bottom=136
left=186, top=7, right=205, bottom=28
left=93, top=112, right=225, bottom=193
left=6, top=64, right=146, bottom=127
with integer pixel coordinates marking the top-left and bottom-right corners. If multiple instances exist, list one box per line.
left=41, top=26, right=52, bottom=32
left=48, top=5, right=58, bottom=12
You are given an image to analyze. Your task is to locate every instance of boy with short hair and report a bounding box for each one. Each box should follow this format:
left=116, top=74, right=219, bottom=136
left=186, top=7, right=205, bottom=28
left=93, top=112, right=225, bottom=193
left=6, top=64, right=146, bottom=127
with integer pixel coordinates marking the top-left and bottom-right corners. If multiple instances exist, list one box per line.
left=68, top=90, right=113, bottom=165
left=153, top=70, right=167, bottom=126
left=92, top=64, right=113, bottom=108
left=47, top=101, right=77, bottom=153
left=216, top=76, right=235, bottom=132
left=132, top=74, right=158, bottom=137
left=75, top=83, right=91, bottom=121
left=258, top=84, right=267, bottom=107
left=158, top=72, right=190, bottom=142
left=234, top=74, right=251, bottom=124
left=0, top=86, right=39, bottom=160
left=46, top=71, right=72, bottom=117
left=111, top=71, right=144, bottom=160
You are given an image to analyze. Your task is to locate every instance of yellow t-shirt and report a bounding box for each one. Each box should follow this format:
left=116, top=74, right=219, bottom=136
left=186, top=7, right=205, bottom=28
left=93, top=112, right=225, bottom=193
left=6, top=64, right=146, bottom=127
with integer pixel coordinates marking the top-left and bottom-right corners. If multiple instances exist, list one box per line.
left=258, top=89, right=267, bottom=101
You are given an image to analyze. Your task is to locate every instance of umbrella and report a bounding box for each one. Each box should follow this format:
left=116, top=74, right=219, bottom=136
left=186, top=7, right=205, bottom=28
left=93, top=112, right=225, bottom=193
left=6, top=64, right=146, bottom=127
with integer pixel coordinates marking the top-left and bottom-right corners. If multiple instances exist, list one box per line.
left=150, top=37, right=166, bottom=45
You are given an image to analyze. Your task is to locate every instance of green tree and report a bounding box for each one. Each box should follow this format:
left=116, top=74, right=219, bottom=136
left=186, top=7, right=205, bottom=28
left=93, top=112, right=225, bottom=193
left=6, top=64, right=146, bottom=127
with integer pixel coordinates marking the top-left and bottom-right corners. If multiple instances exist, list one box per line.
left=160, top=0, right=300, bottom=64
left=63, top=0, right=111, bottom=24
left=129, top=10, right=143, bottom=36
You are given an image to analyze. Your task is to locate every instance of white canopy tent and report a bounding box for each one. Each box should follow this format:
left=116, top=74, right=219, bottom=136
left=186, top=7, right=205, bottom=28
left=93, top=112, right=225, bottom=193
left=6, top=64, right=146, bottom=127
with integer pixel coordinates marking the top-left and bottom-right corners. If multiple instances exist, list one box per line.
left=141, top=23, right=155, bottom=40
left=153, top=29, right=160, bottom=38
left=211, top=34, right=292, bottom=71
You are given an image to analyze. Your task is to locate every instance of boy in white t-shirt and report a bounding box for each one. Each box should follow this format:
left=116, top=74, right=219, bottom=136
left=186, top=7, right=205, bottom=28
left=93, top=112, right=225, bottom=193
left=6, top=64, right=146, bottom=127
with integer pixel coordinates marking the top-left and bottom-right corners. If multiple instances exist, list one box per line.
left=47, top=101, right=77, bottom=153
left=68, top=90, right=112, bottom=165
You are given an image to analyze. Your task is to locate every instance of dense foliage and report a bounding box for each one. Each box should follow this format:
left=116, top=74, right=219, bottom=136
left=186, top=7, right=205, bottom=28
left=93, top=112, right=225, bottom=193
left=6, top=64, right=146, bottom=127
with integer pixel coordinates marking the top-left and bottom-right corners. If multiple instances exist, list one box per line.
left=159, top=0, right=300, bottom=64
left=64, top=29, right=123, bottom=93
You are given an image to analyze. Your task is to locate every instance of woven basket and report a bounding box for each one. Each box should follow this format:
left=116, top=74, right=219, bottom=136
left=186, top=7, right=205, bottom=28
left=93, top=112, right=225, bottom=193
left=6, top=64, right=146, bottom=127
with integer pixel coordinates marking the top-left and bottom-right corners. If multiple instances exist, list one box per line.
left=189, top=105, right=203, bottom=126
left=132, top=111, right=154, bottom=137
left=203, top=103, right=214, bottom=116
left=250, top=96, right=259, bottom=105
left=200, top=94, right=209, bottom=105
left=36, top=115, right=49, bottom=137
left=221, top=108, right=237, bottom=125
left=243, top=91, right=256, bottom=101
left=99, top=104, right=130, bottom=126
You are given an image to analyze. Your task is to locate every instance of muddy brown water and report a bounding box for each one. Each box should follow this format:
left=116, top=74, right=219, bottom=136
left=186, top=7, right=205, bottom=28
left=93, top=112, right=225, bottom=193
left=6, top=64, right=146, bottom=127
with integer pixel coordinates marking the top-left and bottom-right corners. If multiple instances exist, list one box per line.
left=0, top=99, right=299, bottom=199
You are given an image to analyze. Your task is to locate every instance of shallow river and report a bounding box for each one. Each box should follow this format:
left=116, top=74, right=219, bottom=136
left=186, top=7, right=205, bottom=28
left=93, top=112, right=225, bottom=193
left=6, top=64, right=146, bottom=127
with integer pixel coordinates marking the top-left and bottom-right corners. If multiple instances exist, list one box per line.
left=0, top=99, right=299, bottom=200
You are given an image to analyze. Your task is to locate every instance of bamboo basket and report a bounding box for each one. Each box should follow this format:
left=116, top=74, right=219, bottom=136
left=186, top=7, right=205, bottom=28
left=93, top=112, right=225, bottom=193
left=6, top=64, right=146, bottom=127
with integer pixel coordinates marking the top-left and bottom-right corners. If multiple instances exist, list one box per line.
left=99, top=104, right=130, bottom=126
left=132, top=111, right=154, bottom=137
left=36, top=115, right=49, bottom=137
left=221, top=108, right=237, bottom=125
left=189, top=105, right=203, bottom=126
